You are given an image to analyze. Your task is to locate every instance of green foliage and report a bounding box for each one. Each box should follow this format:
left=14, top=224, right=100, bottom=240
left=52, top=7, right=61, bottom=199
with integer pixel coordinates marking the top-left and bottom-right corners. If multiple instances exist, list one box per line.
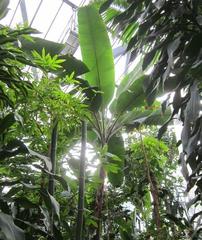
left=32, top=48, right=65, bottom=71
left=119, top=131, right=187, bottom=239
left=76, top=6, right=176, bottom=239
left=100, top=0, right=202, bottom=217
left=53, top=54, right=89, bottom=77
left=0, top=8, right=90, bottom=239
left=131, top=136, right=168, bottom=171
left=0, top=26, right=36, bottom=108
left=0, top=212, right=25, bottom=240
left=20, top=36, right=65, bottom=58
left=1, top=2, right=196, bottom=239
left=107, top=134, right=124, bottom=187
left=115, top=75, right=146, bottom=114
left=78, top=5, right=115, bottom=108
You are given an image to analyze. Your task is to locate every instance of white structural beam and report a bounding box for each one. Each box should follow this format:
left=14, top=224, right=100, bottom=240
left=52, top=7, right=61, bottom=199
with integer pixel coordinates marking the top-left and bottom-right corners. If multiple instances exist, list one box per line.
left=63, top=0, right=78, bottom=9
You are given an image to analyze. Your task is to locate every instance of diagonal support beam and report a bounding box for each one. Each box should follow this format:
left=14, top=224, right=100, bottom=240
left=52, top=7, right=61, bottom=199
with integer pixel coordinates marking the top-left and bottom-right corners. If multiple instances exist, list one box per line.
left=20, top=0, right=28, bottom=22
left=63, top=0, right=78, bottom=9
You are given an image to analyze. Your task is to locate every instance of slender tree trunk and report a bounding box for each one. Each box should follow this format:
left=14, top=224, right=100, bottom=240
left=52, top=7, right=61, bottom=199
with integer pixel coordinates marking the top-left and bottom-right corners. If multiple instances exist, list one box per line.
left=76, top=121, right=87, bottom=240
left=48, top=118, right=58, bottom=236
left=94, top=165, right=106, bottom=240
left=48, top=118, right=58, bottom=195
left=139, top=132, right=162, bottom=237
left=106, top=190, right=110, bottom=240
left=93, top=112, right=106, bottom=240
left=150, top=171, right=162, bottom=232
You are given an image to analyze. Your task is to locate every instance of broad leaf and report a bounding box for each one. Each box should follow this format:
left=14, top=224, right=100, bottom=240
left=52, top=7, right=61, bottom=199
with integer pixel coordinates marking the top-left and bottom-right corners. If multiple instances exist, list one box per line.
left=108, top=135, right=125, bottom=187
left=3, top=186, right=22, bottom=198
left=0, top=139, right=27, bottom=160
left=116, top=75, right=146, bottom=114
left=20, top=37, right=65, bottom=57
left=27, top=148, right=52, bottom=171
left=181, top=82, right=200, bottom=156
left=143, top=48, right=159, bottom=71
left=0, top=0, right=9, bottom=20
left=0, top=113, right=15, bottom=134
left=48, top=193, right=60, bottom=221
left=14, top=197, right=38, bottom=209
left=75, top=79, right=102, bottom=112
left=41, top=189, right=60, bottom=221
left=78, top=5, right=115, bottom=108
left=122, top=106, right=171, bottom=130
left=33, top=164, right=69, bottom=191
left=53, top=54, right=89, bottom=77
left=119, top=107, right=153, bottom=126
left=99, top=0, right=114, bottom=13
left=116, top=58, right=143, bottom=98
left=0, top=212, right=24, bottom=240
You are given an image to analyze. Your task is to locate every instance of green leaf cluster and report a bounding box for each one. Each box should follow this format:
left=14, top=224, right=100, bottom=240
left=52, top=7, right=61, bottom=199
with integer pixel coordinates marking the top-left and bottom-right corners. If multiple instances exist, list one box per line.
left=32, top=48, right=65, bottom=71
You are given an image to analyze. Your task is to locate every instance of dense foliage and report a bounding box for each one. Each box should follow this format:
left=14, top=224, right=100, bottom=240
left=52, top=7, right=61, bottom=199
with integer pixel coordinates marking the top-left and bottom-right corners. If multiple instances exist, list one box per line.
left=1, top=1, right=201, bottom=239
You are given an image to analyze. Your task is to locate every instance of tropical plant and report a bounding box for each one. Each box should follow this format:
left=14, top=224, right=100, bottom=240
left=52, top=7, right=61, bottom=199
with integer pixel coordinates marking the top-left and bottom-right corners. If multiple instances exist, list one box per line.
left=0, top=5, right=91, bottom=238
left=91, top=128, right=188, bottom=239
left=97, top=0, right=202, bottom=230
left=1, top=1, right=195, bottom=240
left=77, top=4, right=171, bottom=239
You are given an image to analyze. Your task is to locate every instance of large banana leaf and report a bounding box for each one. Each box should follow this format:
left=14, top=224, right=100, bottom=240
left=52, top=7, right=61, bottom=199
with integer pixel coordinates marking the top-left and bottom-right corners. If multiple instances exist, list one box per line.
left=125, top=109, right=171, bottom=130
left=78, top=5, right=115, bottom=109
left=115, top=75, right=146, bottom=114
left=116, top=58, right=143, bottom=98
left=116, top=98, right=171, bottom=126
left=118, top=107, right=153, bottom=125
left=20, top=37, right=65, bottom=57
left=110, top=59, right=145, bottom=115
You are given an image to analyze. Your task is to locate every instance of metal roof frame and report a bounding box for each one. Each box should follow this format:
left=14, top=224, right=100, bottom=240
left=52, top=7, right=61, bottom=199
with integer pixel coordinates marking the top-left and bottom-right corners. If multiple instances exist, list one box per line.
left=63, top=0, right=78, bottom=9
left=7, top=0, right=130, bottom=79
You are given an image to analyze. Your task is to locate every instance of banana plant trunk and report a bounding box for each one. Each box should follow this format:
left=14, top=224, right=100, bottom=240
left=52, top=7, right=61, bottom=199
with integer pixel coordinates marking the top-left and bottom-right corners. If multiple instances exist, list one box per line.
left=76, top=121, right=87, bottom=240
left=78, top=6, right=115, bottom=239
left=94, top=165, right=106, bottom=239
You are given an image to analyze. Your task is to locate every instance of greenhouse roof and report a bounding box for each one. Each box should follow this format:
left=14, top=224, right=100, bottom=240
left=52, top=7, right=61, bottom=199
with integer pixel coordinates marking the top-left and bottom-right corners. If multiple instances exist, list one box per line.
left=1, top=0, right=128, bottom=81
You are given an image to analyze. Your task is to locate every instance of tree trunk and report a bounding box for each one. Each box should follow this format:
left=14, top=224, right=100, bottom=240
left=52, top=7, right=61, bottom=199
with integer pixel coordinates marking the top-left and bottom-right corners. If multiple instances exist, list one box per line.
left=139, top=132, right=162, bottom=236
left=150, top=171, right=162, bottom=232
left=76, top=121, right=87, bottom=240
left=94, top=165, right=106, bottom=240
left=48, top=118, right=58, bottom=236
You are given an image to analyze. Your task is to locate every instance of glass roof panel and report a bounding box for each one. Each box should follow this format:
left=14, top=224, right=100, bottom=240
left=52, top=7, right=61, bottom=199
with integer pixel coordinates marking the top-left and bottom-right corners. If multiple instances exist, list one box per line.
left=1, top=0, right=90, bottom=42
left=1, top=0, right=128, bottom=82
left=1, top=0, right=23, bottom=26
left=24, top=0, right=42, bottom=25
left=30, top=1, right=72, bottom=41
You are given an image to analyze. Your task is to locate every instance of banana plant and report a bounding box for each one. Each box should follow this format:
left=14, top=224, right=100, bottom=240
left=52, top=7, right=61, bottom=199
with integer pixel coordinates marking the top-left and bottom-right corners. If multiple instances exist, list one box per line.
left=78, top=5, right=170, bottom=239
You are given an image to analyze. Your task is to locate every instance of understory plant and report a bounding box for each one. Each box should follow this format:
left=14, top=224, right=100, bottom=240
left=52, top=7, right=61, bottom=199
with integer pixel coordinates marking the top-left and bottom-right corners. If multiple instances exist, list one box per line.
left=0, top=3, right=89, bottom=238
